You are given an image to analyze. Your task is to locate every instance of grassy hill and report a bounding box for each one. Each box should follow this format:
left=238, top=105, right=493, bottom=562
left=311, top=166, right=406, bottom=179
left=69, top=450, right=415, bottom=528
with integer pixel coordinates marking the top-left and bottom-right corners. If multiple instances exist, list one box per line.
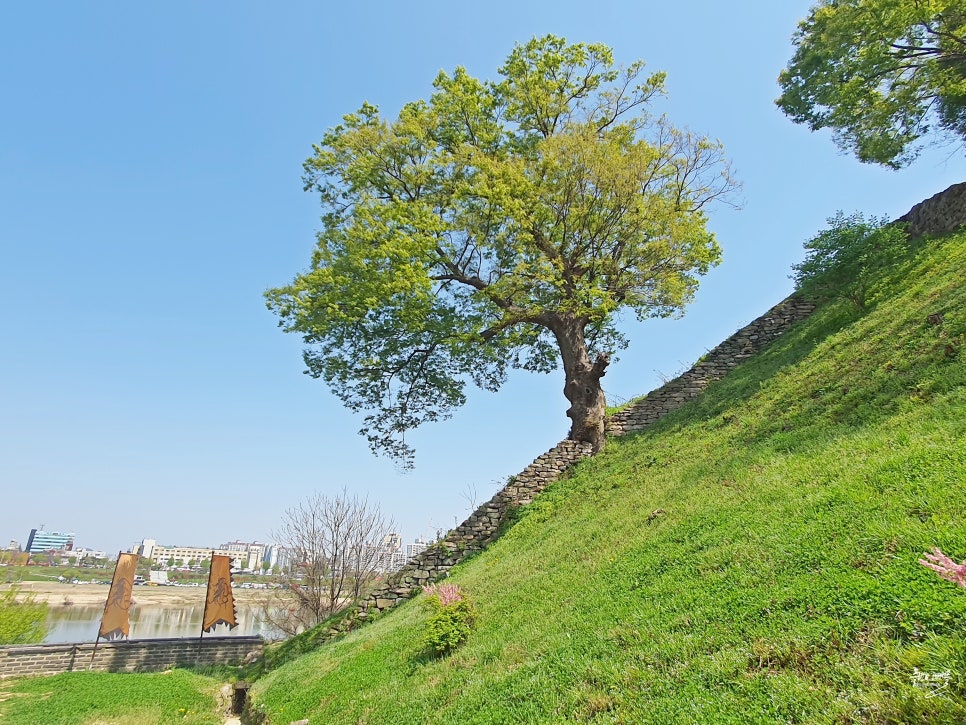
left=248, top=227, right=966, bottom=724
left=2, top=228, right=961, bottom=725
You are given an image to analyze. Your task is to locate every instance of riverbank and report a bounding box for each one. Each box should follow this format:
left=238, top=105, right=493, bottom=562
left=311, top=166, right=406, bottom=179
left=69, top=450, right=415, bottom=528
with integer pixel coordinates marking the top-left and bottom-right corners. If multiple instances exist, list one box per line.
left=1, top=581, right=268, bottom=608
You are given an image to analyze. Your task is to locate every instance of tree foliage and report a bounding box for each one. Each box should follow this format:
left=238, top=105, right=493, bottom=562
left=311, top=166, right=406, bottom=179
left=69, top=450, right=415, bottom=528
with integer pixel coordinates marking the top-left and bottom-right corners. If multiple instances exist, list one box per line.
left=791, top=212, right=908, bottom=308
left=777, top=0, right=966, bottom=167
left=0, top=588, right=47, bottom=645
left=267, top=35, right=737, bottom=465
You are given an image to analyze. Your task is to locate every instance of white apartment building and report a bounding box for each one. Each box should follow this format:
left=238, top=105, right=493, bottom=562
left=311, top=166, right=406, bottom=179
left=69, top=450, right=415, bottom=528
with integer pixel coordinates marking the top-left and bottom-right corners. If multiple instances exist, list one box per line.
left=220, top=541, right=268, bottom=572
left=262, top=543, right=293, bottom=572
left=134, top=540, right=243, bottom=569
left=406, top=537, right=430, bottom=559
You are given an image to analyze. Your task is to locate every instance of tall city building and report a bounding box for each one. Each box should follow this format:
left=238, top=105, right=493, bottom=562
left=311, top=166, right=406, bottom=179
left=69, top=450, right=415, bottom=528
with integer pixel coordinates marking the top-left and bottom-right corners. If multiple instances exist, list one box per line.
left=262, top=543, right=293, bottom=572
left=133, top=539, right=157, bottom=559
left=25, top=529, right=74, bottom=553
left=406, top=537, right=430, bottom=559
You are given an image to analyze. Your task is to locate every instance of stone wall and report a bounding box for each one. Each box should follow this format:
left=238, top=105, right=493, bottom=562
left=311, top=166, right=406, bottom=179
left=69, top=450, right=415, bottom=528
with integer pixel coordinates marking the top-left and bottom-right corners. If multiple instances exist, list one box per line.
left=897, top=181, right=966, bottom=238
left=607, top=297, right=816, bottom=435
left=356, top=440, right=595, bottom=618
left=338, top=295, right=816, bottom=629
left=272, top=181, right=964, bottom=641
left=0, top=636, right=263, bottom=679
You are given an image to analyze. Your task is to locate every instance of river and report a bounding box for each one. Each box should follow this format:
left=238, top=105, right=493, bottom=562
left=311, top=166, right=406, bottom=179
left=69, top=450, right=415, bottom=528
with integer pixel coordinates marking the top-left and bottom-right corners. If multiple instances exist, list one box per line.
left=44, top=602, right=285, bottom=643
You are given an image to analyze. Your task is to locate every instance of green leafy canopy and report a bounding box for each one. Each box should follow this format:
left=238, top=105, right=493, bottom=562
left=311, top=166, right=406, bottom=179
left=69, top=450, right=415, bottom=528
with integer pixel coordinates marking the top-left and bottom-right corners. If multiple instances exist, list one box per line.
left=791, top=212, right=909, bottom=309
left=0, top=587, right=47, bottom=645
left=777, top=0, right=966, bottom=168
left=266, top=35, right=737, bottom=465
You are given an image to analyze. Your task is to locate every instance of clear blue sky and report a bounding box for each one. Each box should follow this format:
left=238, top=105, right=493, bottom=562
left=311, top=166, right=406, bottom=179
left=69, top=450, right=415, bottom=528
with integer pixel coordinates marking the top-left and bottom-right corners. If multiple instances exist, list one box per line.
left=2, top=2, right=963, bottom=555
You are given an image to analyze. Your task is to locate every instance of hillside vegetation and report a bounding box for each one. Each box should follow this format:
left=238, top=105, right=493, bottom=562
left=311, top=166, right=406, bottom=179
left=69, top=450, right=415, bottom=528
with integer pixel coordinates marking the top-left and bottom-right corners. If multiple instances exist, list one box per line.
left=3, top=227, right=959, bottom=725
left=248, top=226, right=966, bottom=724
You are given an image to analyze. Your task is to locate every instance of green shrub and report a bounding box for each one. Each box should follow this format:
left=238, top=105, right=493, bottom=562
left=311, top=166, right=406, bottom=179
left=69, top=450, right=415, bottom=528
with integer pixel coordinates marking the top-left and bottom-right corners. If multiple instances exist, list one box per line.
left=792, top=211, right=908, bottom=308
left=422, top=583, right=475, bottom=655
left=0, top=587, right=47, bottom=644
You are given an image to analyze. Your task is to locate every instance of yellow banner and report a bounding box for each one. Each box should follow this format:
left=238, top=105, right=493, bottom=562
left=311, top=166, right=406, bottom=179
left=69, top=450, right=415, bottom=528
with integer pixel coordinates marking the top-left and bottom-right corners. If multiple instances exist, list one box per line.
left=99, top=552, right=138, bottom=640
left=202, top=554, right=238, bottom=632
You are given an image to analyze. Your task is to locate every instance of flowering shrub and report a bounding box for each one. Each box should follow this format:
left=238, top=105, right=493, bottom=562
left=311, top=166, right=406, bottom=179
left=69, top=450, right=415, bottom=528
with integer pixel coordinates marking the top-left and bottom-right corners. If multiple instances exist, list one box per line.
left=422, top=583, right=465, bottom=607
left=919, top=548, right=966, bottom=588
left=422, top=582, right=475, bottom=654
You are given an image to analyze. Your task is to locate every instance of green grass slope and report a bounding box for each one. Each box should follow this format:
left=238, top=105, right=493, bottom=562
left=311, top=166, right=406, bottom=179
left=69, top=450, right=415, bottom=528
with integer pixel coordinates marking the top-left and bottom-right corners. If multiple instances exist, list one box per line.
left=250, top=231, right=966, bottom=724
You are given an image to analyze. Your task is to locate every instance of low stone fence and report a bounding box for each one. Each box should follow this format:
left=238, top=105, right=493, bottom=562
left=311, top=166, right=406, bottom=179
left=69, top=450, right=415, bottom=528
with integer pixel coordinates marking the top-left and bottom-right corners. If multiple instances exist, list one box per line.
left=0, top=636, right=263, bottom=679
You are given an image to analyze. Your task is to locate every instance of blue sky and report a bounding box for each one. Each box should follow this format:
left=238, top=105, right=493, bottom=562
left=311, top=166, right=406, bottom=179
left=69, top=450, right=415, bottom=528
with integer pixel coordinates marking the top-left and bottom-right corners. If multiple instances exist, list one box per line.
left=2, top=2, right=963, bottom=555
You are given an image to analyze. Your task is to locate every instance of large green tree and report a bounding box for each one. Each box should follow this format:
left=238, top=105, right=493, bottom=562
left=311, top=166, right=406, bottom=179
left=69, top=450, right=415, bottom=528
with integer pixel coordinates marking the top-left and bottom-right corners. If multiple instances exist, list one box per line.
left=267, top=36, right=736, bottom=465
left=777, top=0, right=966, bottom=168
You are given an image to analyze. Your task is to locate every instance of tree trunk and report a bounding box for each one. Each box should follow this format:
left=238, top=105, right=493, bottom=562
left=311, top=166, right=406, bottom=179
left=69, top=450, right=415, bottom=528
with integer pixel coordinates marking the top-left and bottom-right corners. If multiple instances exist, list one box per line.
left=548, top=314, right=609, bottom=452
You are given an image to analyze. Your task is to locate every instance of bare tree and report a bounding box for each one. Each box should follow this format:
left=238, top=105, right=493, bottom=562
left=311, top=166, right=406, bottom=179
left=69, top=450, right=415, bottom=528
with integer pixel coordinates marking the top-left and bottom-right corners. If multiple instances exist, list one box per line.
left=263, top=489, right=395, bottom=636
left=460, top=483, right=479, bottom=514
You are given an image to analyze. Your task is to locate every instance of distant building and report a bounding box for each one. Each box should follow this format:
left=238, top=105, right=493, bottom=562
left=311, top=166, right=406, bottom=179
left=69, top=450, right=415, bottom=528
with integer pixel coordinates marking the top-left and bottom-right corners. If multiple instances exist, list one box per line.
left=160, top=546, right=242, bottom=569
left=367, top=533, right=401, bottom=572
left=262, top=543, right=293, bottom=572
left=133, top=538, right=242, bottom=569
left=63, top=548, right=107, bottom=562
left=219, top=541, right=268, bottom=572
left=406, top=537, right=430, bottom=560
left=133, top=538, right=157, bottom=560
left=389, top=550, right=408, bottom=570
left=25, top=529, right=74, bottom=554
left=381, top=533, right=402, bottom=551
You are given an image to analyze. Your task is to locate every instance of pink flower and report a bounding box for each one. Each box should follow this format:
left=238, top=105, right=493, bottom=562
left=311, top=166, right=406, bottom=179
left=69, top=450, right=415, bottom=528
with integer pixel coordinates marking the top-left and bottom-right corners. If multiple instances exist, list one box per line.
left=919, top=547, right=966, bottom=588
left=422, top=582, right=465, bottom=606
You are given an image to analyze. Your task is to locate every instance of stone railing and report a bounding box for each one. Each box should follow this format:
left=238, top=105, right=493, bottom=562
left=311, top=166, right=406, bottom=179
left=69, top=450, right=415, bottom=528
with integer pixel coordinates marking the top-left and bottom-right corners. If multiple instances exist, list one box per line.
left=0, top=636, right=263, bottom=679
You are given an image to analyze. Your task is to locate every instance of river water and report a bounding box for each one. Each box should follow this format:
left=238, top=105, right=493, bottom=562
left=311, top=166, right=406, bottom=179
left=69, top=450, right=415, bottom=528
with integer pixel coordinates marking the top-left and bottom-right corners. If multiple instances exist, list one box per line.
left=44, top=603, right=284, bottom=643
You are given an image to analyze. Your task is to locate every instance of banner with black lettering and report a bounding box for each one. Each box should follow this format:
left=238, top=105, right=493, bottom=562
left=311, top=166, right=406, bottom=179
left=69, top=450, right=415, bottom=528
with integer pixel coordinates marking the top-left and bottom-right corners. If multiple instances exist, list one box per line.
left=99, top=552, right=138, bottom=640
left=202, top=553, right=237, bottom=632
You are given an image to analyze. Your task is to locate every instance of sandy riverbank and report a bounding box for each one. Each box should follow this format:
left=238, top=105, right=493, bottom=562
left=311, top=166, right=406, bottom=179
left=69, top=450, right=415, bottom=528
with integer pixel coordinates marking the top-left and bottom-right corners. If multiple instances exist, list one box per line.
left=1, top=581, right=269, bottom=607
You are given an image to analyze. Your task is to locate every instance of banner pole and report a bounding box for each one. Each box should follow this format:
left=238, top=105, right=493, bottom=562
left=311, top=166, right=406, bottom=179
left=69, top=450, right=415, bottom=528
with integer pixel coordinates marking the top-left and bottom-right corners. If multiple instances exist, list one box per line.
left=88, top=634, right=101, bottom=671
left=90, top=550, right=124, bottom=670
left=197, top=549, right=215, bottom=663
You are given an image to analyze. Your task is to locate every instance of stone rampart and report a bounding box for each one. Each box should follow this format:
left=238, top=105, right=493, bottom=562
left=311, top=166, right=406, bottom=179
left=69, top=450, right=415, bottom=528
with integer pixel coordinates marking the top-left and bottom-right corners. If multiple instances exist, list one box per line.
left=607, top=297, right=816, bottom=434
left=897, top=181, right=966, bottom=238
left=0, top=636, right=262, bottom=679
left=338, top=295, right=816, bottom=629
left=281, top=182, right=966, bottom=640
left=355, top=439, right=595, bottom=618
